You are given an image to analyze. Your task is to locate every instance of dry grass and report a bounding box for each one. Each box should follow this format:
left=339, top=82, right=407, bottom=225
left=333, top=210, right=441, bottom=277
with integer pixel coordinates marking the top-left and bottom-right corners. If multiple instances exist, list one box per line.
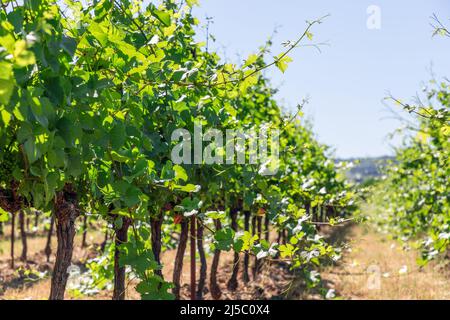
left=320, top=223, right=450, bottom=300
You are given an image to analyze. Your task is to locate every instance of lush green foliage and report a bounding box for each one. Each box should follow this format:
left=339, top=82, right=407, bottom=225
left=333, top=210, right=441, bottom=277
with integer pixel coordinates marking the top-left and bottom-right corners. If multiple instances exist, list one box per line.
left=369, top=81, right=449, bottom=265
left=0, top=0, right=354, bottom=299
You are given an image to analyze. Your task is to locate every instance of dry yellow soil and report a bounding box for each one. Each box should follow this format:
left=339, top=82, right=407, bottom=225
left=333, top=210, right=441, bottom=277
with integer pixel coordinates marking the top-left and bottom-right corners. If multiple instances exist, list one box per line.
left=1, top=222, right=449, bottom=300
left=320, top=223, right=450, bottom=299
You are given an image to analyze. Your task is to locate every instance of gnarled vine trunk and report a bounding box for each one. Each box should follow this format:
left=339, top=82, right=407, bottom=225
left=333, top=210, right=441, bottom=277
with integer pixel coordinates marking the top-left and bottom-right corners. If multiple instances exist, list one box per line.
left=196, top=219, right=207, bottom=300
left=258, top=214, right=270, bottom=270
left=6, top=181, right=22, bottom=269
left=277, top=230, right=282, bottom=243
left=190, top=215, right=196, bottom=300
left=10, top=212, right=15, bottom=269
left=305, top=201, right=311, bottom=217
left=19, top=210, right=27, bottom=262
left=150, top=212, right=164, bottom=279
left=227, top=207, right=240, bottom=291
left=113, top=217, right=131, bottom=300
left=49, top=187, right=79, bottom=300
left=326, top=205, right=335, bottom=218
left=251, top=215, right=257, bottom=279
left=81, top=215, right=88, bottom=248
left=100, top=228, right=108, bottom=253
left=242, top=210, right=251, bottom=283
left=210, top=219, right=222, bottom=300
left=34, top=211, right=39, bottom=231
left=172, top=219, right=188, bottom=299
left=45, top=214, right=55, bottom=263
left=253, top=216, right=263, bottom=279
left=264, top=214, right=270, bottom=242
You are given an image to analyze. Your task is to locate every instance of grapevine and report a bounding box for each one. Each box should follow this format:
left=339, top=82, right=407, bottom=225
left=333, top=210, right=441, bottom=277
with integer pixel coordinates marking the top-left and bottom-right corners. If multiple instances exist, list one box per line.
left=0, top=0, right=355, bottom=300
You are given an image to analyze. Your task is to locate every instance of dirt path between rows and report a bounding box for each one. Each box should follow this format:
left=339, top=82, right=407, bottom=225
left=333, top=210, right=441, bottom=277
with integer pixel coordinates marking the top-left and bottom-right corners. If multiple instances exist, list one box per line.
left=320, top=223, right=450, bottom=299
left=1, top=222, right=449, bottom=300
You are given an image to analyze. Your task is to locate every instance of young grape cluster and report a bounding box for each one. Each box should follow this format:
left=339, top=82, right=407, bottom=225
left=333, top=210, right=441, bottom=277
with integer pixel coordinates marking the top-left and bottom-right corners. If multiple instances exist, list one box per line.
left=0, top=151, right=16, bottom=183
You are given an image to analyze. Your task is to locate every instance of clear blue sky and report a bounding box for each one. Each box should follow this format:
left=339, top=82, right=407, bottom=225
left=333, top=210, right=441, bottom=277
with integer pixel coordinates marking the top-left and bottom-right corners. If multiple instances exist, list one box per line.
left=192, top=0, right=450, bottom=158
